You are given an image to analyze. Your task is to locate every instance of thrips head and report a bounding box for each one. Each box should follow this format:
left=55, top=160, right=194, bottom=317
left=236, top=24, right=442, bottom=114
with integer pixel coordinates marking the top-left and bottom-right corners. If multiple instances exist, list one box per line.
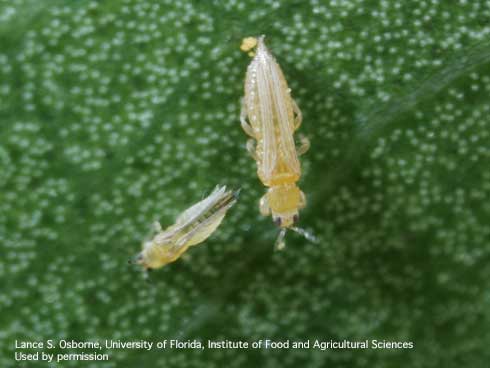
left=128, top=253, right=154, bottom=283
left=267, top=184, right=302, bottom=229
left=128, top=252, right=150, bottom=269
left=129, top=240, right=158, bottom=272
left=272, top=211, right=299, bottom=229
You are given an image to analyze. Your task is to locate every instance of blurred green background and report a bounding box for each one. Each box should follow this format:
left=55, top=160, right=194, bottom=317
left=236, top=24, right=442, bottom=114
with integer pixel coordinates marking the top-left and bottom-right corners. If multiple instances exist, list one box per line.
left=1, top=0, right=490, bottom=366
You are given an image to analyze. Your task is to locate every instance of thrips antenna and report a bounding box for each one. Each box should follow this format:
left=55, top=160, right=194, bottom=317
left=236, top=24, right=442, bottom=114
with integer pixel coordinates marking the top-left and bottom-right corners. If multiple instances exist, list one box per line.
left=291, top=226, right=318, bottom=243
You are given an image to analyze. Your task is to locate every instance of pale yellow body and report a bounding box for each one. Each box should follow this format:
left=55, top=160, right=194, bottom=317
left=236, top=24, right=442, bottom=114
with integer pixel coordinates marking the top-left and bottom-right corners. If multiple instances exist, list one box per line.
left=134, top=186, right=238, bottom=270
left=240, top=37, right=309, bottom=230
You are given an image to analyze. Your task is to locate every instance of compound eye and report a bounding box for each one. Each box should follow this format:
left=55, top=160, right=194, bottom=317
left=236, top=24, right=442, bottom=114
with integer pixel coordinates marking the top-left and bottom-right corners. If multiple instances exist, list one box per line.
left=273, top=217, right=282, bottom=227
left=293, top=214, right=299, bottom=225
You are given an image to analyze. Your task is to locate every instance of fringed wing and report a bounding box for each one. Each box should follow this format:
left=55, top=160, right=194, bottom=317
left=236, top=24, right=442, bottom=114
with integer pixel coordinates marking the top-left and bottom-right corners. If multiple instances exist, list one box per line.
left=268, top=55, right=301, bottom=176
left=244, top=37, right=300, bottom=182
left=151, top=186, right=227, bottom=248
left=174, top=186, right=226, bottom=228
left=173, top=188, right=239, bottom=248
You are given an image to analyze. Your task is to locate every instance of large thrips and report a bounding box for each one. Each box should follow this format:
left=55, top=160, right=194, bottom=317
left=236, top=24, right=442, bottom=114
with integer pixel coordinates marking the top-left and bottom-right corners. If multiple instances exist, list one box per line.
left=240, top=36, right=315, bottom=250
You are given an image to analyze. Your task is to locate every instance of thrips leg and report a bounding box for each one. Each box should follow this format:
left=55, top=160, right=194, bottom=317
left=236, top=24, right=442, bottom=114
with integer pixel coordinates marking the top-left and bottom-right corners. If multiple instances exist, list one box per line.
left=143, top=221, right=162, bottom=242
left=246, top=139, right=257, bottom=160
left=296, top=134, right=310, bottom=156
left=292, top=99, right=303, bottom=130
left=240, top=98, right=255, bottom=138
left=152, top=221, right=162, bottom=232
left=299, top=190, right=307, bottom=209
left=259, top=194, right=271, bottom=216
left=241, top=116, right=255, bottom=138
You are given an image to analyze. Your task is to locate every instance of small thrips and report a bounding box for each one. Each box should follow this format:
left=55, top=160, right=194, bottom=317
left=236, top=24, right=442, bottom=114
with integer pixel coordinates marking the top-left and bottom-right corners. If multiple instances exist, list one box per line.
left=130, top=186, right=239, bottom=271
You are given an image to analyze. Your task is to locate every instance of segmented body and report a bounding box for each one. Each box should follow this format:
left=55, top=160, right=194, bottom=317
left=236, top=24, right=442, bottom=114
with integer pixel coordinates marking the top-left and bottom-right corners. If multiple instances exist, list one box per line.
left=135, top=186, right=239, bottom=270
left=241, top=37, right=309, bottom=232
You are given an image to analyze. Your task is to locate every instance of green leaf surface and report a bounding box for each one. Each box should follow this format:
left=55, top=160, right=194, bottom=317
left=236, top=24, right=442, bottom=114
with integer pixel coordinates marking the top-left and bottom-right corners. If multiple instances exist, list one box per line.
left=1, top=0, right=490, bottom=366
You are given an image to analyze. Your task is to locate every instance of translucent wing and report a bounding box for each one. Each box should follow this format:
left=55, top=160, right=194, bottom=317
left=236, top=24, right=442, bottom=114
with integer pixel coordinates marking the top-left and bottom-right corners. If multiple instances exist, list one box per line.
left=173, top=188, right=239, bottom=248
left=150, top=186, right=227, bottom=248
left=244, top=37, right=300, bottom=182
left=173, top=186, right=226, bottom=229
left=268, top=54, right=301, bottom=176
left=245, top=47, right=277, bottom=183
left=256, top=56, right=279, bottom=181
